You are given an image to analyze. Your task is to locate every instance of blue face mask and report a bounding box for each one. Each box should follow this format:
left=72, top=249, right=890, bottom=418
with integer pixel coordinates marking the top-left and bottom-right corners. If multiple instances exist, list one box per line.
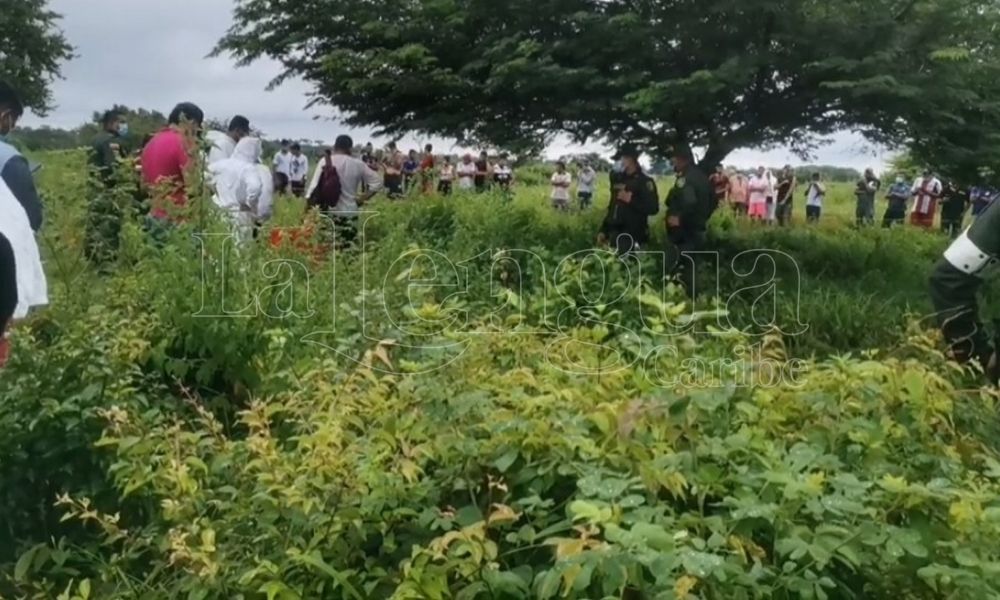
left=118, top=123, right=129, bottom=137
left=612, top=160, right=624, bottom=173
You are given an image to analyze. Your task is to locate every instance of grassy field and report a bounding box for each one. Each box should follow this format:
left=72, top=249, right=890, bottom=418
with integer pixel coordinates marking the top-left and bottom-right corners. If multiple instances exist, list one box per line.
left=2, top=150, right=999, bottom=599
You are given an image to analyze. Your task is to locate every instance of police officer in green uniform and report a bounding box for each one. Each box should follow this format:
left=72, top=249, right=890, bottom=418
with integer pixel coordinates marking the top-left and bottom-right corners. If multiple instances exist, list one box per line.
left=665, top=145, right=714, bottom=296
left=86, top=110, right=128, bottom=266
left=929, top=197, right=1000, bottom=382
left=598, top=144, right=659, bottom=255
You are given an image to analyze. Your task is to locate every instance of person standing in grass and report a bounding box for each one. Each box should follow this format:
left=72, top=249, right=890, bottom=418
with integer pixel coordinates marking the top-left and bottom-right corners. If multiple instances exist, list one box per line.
left=665, top=145, right=714, bottom=296
left=729, top=170, right=749, bottom=216
left=855, top=168, right=880, bottom=226
left=764, top=168, right=778, bottom=225
left=940, top=180, right=969, bottom=239
left=305, top=134, right=384, bottom=247
left=747, top=167, right=769, bottom=222
left=598, top=144, right=659, bottom=255
left=709, top=165, right=731, bottom=212
left=85, top=109, right=129, bottom=266
left=911, top=169, right=942, bottom=229
left=883, top=175, right=912, bottom=228
left=286, top=143, right=309, bottom=197
left=438, top=156, right=455, bottom=195
left=272, top=140, right=292, bottom=194
left=475, top=152, right=492, bottom=193
left=550, top=161, right=572, bottom=211
left=493, top=155, right=514, bottom=198
left=457, top=154, right=476, bottom=191
left=0, top=81, right=47, bottom=367
left=775, top=165, right=797, bottom=226
left=419, top=144, right=436, bottom=195
left=209, top=137, right=264, bottom=242
left=383, top=142, right=404, bottom=199
left=142, top=102, right=204, bottom=224
left=804, top=173, right=826, bottom=223
left=577, top=163, right=597, bottom=209
left=402, top=150, right=419, bottom=193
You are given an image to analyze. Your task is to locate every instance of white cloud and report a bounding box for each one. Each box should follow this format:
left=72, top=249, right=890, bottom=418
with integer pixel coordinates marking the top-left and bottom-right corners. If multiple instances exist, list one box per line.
left=22, top=0, right=894, bottom=170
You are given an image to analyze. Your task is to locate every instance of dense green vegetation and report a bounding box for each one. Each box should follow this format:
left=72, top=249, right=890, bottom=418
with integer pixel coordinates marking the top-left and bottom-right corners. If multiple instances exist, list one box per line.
left=2, top=151, right=1000, bottom=599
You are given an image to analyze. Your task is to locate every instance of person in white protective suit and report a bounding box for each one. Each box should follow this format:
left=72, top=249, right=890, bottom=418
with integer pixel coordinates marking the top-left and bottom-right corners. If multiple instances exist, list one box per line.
left=208, top=137, right=263, bottom=241
left=0, top=176, right=48, bottom=335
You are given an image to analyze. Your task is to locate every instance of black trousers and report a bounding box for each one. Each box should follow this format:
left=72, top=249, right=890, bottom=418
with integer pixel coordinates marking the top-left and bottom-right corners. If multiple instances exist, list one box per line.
left=929, top=259, right=993, bottom=372
left=0, top=233, right=17, bottom=333
left=666, top=227, right=707, bottom=297
left=883, top=205, right=907, bottom=228
left=806, top=205, right=821, bottom=222
left=941, top=216, right=964, bottom=239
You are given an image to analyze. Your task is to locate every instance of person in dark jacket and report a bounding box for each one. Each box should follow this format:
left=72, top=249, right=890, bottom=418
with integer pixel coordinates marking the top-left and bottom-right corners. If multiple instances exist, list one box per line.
left=598, top=144, right=658, bottom=255
left=929, top=197, right=1000, bottom=383
left=86, top=109, right=129, bottom=266
left=665, top=145, right=714, bottom=296
left=939, top=180, right=969, bottom=239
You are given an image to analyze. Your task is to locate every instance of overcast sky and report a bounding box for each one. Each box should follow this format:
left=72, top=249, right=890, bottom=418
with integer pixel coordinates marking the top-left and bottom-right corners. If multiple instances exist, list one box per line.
left=23, top=0, right=893, bottom=170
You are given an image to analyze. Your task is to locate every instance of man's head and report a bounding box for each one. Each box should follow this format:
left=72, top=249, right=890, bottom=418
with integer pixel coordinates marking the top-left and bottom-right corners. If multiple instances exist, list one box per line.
left=614, top=144, right=641, bottom=173
left=279, top=139, right=290, bottom=154
left=923, top=168, right=933, bottom=178
left=812, top=172, right=821, bottom=182
left=334, top=134, right=354, bottom=155
left=424, top=143, right=433, bottom=153
left=167, top=102, right=205, bottom=136
left=556, top=161, right=566, bottom=173
left=444, top=155, right=452, bottom=164
left=896, top=174, right=906, bottom=184
left=101, top=110, right=123, bottom=135
left=756, top=166, right=766, bottom=177
left=228, top=115, right=251, bottom=141
left=865, top=168, right=875, bottom=179
left=479, top=151, right=488, bottom=161
left=387, top=141, right=397, bottom=152
left=463, top=153, right=472, bottom=164
left=409, top=149, right=417, bottom=159
left=364, top=142, right=373, bottom=151
left=290, top=142, right=302, bottom=156
left=671, top=145, right=694, bottom=173
left=715, top=164, right=725, bottom=174
left=783, top=164, right=793, bottom=175
left=0, top=81, right=25, bottom=137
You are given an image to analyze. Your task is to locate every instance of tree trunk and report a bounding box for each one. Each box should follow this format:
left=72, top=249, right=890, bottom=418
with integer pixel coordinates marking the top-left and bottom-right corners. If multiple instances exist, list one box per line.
left=699, top=142, right=732, bottom=173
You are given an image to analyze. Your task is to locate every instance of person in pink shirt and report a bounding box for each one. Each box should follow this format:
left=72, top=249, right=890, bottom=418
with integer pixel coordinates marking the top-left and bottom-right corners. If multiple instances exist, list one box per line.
left=141, top=102, right=204, bottom=221
left=728, top=170, right=749, bottom=216
left=747, top=166, right=770, bottom=221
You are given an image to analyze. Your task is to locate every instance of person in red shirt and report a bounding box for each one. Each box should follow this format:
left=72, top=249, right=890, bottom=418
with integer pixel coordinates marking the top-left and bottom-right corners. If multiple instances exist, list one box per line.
left=141, top=102, right=204, bottom=222
left=419, top=143, right=436, bottom=195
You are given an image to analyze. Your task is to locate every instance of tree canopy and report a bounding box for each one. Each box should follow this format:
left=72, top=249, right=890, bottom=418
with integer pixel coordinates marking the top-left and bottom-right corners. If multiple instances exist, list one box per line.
left=216, top=0, right=1000, bottom=170
left=0, top=0, right=74, bottom=115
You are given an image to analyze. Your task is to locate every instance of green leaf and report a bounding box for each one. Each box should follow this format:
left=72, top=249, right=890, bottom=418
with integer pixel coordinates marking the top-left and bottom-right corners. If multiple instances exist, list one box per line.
left=290, top=552, right=363, bottom=600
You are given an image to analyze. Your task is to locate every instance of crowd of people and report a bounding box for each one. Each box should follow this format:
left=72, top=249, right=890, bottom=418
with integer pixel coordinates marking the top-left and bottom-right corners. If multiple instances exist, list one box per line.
left=706, top=164, right=996, bottom=236
left=6, top=80, right=1000, bottom=382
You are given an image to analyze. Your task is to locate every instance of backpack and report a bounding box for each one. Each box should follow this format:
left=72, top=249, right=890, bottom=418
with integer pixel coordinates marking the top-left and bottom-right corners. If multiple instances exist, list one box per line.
left=308, top=153, right=342, bottom=212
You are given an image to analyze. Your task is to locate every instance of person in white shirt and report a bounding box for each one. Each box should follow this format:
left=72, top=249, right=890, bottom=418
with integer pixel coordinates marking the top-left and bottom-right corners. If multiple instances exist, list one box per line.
left=577, top=164, right=597, bottom=209
left=747, top=167, right=770, bottom=221
left=305, top=135, right=384, bottom=246
left=456, top=154, right=477, bottom=191
left=208, top=137, right=264, bottom=242
left=765, top=168, right=778, bottom=224
left=550, top=161, right=572, bottom=211
left=205, top=115, right=251, bottom=166
left=438, top=156, right=456, bottom=196
left=272, top=140, right=293, bottom=194
left=804, top=172, right=826, bottom=223
left=492, top=155, right=514, bottom=196
left=911, top=169, right=943, bottom=229
left=287, top=143, right=310, bottom=197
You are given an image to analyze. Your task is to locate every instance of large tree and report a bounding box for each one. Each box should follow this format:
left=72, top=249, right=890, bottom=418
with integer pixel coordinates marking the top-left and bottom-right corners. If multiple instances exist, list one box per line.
left=0, top=0, right=73, bottom=115
left=216, top=0, right=1000, bottom=168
